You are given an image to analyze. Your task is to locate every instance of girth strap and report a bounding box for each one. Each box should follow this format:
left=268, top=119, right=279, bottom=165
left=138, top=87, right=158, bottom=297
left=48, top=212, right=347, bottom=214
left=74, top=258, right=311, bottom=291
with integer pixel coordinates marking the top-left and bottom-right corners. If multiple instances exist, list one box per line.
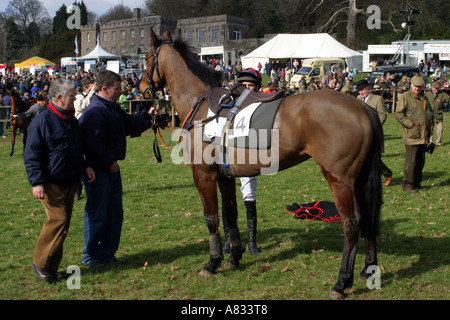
left=221, top=88, right=252, bottom=177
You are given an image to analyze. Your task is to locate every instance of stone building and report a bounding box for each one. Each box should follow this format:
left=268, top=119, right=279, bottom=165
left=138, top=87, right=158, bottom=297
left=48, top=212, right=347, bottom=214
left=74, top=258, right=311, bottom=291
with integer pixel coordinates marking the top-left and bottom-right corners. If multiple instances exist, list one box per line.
left=80, top=9, right=252, bottom=64
left=176, top=14, right=250, bottom=63
left=80, top=9, right=177, bottom=58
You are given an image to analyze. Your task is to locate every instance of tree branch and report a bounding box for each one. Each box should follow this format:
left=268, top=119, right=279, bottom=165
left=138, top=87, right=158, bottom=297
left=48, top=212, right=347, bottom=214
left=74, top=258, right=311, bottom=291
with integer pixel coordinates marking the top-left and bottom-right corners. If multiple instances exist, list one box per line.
left=317, top=6, right=347, bottom=33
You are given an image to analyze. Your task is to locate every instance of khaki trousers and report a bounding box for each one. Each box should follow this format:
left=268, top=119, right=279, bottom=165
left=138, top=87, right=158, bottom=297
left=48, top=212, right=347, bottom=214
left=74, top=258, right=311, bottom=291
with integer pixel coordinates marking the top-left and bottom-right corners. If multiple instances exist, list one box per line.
left=429, top=122, right=443, bottom=145
left=33, top=183, right=74, bottom=271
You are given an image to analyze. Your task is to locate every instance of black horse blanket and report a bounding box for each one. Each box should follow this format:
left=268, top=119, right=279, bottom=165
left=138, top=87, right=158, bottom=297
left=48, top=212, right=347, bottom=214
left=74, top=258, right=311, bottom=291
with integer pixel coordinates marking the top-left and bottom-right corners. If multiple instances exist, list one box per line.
left=286, top=201, right=341, bottom=223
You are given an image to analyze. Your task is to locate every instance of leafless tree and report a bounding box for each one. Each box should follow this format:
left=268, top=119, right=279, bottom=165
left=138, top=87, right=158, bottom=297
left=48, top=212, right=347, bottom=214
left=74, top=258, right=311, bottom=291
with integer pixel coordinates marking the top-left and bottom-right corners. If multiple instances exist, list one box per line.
left=5, top=0, right=49, bottom=31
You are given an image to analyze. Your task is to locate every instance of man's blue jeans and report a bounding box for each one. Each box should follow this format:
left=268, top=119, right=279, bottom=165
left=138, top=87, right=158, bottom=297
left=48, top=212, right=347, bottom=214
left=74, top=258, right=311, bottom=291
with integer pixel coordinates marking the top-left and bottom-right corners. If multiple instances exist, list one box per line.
left=82, top=169, right=123, bottom=265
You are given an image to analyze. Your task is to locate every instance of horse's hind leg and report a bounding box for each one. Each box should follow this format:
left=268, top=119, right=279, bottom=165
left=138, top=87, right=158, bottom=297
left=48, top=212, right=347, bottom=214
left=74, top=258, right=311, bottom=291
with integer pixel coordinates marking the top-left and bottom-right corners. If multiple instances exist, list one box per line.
left=359, top=237, right=377, bottom=281
left=321, top=167, right=360, bottom=300
left=217, top=174, right=245, bottom=268
left=192, top=166, right=223, bottom=276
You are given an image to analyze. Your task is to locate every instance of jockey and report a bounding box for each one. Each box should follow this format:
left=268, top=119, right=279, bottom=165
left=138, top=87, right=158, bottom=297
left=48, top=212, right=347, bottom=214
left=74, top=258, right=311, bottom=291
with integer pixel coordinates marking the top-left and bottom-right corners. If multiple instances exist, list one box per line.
left=222, top=67, right=262, bottom=255
left=236, top=67, right=262, bottom=92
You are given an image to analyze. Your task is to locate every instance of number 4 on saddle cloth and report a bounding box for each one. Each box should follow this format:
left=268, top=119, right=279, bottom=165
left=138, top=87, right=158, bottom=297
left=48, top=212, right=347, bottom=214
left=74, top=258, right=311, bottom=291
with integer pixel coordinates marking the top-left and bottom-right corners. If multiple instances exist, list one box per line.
left=203, top=85, right=285, bottom=149
left=286, top=201, right=342, bottom=223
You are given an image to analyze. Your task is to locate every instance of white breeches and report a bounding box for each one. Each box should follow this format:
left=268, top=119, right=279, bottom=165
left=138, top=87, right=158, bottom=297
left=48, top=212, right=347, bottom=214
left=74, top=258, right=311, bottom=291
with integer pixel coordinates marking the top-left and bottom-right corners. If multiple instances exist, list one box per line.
left=240, top=176, right=257, bottom=202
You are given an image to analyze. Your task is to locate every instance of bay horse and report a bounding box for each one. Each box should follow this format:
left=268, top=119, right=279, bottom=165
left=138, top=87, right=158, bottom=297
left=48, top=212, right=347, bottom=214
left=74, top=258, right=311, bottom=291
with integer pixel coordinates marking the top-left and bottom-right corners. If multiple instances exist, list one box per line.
left=8, top=88, right=32, bottom=157
left=140, top=29, right=383, bottom=300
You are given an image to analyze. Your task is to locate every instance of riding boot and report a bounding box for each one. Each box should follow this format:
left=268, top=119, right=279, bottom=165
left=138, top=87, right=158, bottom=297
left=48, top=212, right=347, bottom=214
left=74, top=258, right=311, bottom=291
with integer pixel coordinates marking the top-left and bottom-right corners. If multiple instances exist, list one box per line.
left=222, top=207, right=230, bottom=254
left=245, top=201, right=261, bottom=255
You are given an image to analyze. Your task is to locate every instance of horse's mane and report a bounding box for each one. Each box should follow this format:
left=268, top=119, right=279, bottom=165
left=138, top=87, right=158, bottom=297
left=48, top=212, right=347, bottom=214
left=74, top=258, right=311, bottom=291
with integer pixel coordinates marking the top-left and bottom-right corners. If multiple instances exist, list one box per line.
left=173, top=38, right=224, bottom=88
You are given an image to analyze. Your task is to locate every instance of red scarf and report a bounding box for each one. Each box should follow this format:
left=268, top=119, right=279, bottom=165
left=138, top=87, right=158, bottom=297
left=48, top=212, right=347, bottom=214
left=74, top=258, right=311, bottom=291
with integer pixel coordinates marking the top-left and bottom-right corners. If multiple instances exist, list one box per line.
left=47, top=102, right=72, bottom=119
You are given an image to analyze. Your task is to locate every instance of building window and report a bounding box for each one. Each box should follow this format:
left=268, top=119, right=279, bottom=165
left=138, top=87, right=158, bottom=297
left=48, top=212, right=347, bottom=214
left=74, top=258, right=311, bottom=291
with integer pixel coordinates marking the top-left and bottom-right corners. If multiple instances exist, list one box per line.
left=131, top=29, right=135, bottom=39
left=103, top=32, right=107, bottom=42
left=140, top=29, right=144, bottom=38
left=233, top=30, right=241, bottom=40
left=112, top=31, right=116, bottom=41
left=186, top=30, right=193, bottom=44
left=210, top=27, right=218, bottom=43
left=198, top=29, right=205, bottom=45
left=87, top=33, right=90, bottom=42
left=121, top=31, right=126, bottom=39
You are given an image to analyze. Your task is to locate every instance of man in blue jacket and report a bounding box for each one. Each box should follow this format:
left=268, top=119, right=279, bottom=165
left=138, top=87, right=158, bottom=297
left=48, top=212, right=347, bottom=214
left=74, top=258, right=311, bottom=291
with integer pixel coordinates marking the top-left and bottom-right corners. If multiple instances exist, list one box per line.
left=24, top=79, right=96, bottom=282
left=79, top=70, right=158, bottom=268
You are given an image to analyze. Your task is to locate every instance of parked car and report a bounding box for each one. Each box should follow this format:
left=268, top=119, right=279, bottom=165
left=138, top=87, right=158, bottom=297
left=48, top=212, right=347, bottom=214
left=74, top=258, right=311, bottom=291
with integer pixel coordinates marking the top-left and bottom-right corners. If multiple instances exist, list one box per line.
left=120, top=68, right=142, bottom=78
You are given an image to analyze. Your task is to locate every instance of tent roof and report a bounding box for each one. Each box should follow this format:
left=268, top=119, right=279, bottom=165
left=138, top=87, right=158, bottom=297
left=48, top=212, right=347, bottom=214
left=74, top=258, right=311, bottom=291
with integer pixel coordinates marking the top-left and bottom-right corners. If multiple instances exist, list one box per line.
left=15, top=56, right=55, bottom=69
left=245, top=33, right=362, bottom=60
left=78, top=43, right=120, bottom=60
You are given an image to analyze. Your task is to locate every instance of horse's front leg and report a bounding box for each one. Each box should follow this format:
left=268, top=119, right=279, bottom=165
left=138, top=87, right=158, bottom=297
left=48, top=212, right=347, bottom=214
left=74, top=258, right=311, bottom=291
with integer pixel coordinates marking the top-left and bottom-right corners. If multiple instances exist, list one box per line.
left=217, top=174, right=245, bottom=269
left=9, top=126, right=16, bottom=157
left=193, top=166, right=223, bottom=276
left=22, top=125, right=28, bottom=151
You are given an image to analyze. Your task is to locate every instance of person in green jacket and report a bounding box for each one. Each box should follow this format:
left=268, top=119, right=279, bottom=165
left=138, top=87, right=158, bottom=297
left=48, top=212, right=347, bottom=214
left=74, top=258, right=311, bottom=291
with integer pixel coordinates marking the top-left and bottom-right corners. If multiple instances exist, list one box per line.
left=395, top=76, right=434, bottom=193
left=119, top=89, right=130, bottom=112
left=426, top=81, right=450, bottom=146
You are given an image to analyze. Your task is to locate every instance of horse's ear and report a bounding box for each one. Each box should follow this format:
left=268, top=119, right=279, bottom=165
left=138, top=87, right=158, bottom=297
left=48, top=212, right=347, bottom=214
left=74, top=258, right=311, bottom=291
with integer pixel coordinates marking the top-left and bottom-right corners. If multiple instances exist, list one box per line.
left=163, top=29, right=173, bottom=43
left=151, top=28, right=161, bottom=49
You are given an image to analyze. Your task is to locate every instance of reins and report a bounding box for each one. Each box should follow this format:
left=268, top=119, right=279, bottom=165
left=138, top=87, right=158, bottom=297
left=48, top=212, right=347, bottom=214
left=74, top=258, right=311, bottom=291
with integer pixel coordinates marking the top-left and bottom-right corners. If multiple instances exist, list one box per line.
left=142, top=39, right=220, bottom=161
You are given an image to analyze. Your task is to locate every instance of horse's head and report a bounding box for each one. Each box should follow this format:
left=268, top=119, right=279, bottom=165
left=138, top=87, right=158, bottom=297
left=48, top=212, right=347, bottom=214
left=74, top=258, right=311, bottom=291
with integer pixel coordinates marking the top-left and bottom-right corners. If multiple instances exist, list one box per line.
left=9, top=88, right=20, bottom=99
left=139, top=29, right=173, bottom=99
left=9, top=88, right=30, bottom=113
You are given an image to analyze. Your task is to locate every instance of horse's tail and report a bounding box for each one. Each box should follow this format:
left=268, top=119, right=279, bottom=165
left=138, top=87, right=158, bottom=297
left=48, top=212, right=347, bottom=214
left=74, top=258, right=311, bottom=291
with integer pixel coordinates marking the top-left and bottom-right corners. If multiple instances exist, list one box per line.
left=357, top=104, right=383, bottom=239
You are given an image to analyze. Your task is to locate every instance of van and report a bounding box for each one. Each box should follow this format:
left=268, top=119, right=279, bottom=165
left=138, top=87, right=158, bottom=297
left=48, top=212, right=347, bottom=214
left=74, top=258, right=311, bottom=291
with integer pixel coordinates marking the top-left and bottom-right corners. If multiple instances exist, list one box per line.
left=290, top=58, right=346, bottom=87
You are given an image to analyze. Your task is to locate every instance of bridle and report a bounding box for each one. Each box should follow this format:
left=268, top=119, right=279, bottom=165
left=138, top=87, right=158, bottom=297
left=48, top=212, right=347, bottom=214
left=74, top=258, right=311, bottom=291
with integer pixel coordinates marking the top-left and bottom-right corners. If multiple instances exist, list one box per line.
left=141, top=40, right=172, bottom=102
left=141, top=40, right=173, bottom=163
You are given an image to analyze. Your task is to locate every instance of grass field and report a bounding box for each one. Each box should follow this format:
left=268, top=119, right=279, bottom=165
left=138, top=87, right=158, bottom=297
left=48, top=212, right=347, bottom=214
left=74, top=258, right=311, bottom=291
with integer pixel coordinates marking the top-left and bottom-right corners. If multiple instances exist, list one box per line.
left=0, top=110, right=448, bottom=302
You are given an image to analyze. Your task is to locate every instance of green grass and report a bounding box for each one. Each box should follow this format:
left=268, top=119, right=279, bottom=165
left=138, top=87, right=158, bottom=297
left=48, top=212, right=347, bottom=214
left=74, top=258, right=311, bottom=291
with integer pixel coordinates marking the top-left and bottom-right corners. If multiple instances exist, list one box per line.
left=0, top=113, right=448, bottom=301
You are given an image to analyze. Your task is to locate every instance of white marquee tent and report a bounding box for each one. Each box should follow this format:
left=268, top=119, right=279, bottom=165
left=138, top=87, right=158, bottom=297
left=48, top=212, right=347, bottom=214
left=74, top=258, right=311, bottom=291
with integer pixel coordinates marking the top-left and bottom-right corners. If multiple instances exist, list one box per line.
left=241, top=33, right=363, bottom=71
left=77, top=43, right=120, bottom=61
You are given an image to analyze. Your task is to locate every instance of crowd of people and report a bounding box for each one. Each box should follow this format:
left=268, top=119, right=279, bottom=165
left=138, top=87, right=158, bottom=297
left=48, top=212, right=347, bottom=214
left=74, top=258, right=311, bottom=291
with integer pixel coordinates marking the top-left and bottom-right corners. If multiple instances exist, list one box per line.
left=0, top=69, right=153, bottom=137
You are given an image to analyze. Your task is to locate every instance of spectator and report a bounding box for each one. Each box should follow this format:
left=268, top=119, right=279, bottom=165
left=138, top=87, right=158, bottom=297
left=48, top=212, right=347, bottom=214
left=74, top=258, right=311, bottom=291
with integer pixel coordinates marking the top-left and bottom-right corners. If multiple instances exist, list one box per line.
left=395, top=76, right=433, bottom=193
left=23, top=79, right=95, bottom=282
left=79, top=70, right=158, bottom=268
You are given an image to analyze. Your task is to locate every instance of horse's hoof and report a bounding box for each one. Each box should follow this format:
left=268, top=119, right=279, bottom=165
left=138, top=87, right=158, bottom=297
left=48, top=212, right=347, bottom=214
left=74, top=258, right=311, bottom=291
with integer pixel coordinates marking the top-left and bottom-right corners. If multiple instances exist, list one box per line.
left=329, top=289, right=346, bottom=300
left=223, top=259, right=238, bottom=269
left=198, top=268, right=214, bottom=276
left=358, top=273, right=369, bottom=282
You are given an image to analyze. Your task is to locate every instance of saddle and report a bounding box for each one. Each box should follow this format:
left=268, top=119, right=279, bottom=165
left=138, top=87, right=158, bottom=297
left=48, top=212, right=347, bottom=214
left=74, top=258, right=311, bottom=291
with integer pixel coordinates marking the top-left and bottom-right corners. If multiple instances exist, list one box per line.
left=207, top=85, right=285, bottom=119
left=203, top=85, right=285, bottom=150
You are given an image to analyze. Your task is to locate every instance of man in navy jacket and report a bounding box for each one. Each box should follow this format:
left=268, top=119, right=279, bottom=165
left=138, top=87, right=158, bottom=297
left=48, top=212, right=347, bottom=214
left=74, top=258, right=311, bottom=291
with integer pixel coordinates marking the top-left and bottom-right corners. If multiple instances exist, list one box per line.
left=24, top=79, right=95, bottom=282
left=79, top=70, right=158, bottom=268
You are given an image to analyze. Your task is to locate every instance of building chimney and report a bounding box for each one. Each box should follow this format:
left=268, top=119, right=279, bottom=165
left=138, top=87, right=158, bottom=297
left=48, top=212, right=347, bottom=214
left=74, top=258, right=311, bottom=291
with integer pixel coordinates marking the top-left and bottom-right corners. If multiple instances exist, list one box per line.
left=133, top=8, right=142, bottom=20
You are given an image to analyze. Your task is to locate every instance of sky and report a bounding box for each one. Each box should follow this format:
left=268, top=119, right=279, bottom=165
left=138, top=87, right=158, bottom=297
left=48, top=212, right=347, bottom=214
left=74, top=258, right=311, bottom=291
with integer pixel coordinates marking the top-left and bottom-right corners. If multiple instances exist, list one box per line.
left=1, top=0, right=147, bottom=17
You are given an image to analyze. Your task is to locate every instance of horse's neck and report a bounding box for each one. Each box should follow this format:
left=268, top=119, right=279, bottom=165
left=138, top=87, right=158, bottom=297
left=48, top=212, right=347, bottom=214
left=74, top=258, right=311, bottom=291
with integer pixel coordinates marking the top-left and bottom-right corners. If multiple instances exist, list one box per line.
left=162, top=56, right=210, bottom=122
